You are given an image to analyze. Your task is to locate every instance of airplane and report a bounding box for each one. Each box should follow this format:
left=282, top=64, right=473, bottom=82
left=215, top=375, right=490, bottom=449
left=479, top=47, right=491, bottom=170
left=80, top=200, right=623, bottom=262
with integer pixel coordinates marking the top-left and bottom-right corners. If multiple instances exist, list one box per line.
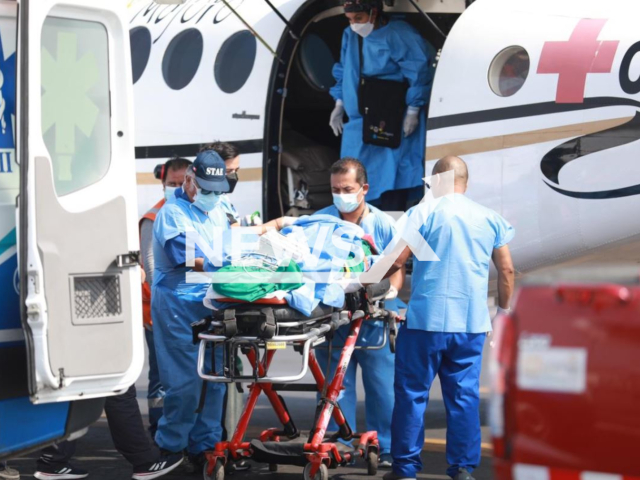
left=130, top=0, right=640, bottom=275
left=2, top=0, right=640, bottom=463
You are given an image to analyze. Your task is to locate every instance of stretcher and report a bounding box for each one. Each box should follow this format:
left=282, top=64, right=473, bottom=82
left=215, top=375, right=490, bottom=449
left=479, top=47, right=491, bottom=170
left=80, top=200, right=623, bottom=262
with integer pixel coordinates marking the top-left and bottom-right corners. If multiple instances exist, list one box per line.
left=192, top=279, right=399, bottom=480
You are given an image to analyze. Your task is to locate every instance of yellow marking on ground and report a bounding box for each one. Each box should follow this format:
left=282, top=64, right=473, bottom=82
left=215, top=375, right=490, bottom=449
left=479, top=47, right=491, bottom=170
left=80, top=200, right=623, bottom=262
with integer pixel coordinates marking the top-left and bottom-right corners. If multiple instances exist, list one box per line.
left=426, top=116, right=633, bottom=161
left=423, top=438, right=493, bottom=457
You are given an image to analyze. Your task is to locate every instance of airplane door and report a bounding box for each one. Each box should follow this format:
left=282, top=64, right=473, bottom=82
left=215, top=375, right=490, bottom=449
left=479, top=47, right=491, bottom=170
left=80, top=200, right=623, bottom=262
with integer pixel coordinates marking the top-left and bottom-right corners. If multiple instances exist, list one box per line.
left=18, top=0, right=143, bottom=403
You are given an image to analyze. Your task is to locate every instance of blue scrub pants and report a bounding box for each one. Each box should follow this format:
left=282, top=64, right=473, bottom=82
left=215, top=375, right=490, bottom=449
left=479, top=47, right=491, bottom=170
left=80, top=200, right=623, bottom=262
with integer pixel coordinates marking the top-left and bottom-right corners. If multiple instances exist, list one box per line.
left=144, top=328, right=165, bottom=437
left=315, top=323, right=395, bottom=456
left=391, top=326, right=485, bottom=478
left=152, top=286, right=225, bottom=455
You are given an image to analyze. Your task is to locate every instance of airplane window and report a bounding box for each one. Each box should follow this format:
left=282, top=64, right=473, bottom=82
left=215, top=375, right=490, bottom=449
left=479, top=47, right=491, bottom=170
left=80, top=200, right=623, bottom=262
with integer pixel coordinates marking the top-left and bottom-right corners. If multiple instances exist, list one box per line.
left=214, top=30, right=256, bottom=94
left=162, top=28, right=203, bottom=90
left=299, top=33, right=336, bottom=92
left=129, top=27, right=151, bottom=84
left=489, top=46, right=530, bottom=97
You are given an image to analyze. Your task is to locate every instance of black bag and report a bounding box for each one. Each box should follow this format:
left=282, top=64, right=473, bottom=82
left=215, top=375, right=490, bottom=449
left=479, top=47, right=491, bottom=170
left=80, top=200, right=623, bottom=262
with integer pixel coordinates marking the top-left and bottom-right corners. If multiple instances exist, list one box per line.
left=357, top=36, right=408, bottom=149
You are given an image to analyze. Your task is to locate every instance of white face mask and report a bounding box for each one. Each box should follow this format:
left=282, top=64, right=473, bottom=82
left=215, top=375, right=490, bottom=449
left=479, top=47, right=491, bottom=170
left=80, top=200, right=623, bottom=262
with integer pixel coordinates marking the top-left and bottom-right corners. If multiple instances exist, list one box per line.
left=164, top=186, right=178, bottom=202
left=350, top=20, right=374, bottom=38
left=333, top=187, right=363, bottom=213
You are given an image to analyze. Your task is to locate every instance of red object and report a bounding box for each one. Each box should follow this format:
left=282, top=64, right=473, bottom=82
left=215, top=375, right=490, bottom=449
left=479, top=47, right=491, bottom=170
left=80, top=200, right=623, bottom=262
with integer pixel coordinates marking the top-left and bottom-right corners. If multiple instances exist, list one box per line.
left=216, top=296, right=289, bottom=305
left=537, top=19, right=619, bottom=103
left=138, top=198, right=166, bottom=328
left=204, top=312, right=379, bottom=476
left=491, top=283, right=640, bottom=480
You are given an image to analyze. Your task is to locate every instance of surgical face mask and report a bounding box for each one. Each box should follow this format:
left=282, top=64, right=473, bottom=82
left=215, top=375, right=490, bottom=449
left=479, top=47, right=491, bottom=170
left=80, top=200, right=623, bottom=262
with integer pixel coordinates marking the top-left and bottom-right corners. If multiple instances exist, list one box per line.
left=164, top=186, right=178, bottom=202
left=193, top=188, right=222, bottom=212
left=350, top=20, right=374, bottom=38
left=226, top=172, right=239, bottom=194
left=333, top=187, right=363, bottom=213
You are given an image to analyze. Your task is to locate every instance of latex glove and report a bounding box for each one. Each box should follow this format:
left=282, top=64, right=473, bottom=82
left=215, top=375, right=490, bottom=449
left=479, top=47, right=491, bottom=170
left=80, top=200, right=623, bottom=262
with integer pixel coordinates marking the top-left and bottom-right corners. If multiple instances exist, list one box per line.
left=494, top=306, right=511, bottom=319
left=385, top=285, right=398, bottom=300
left=280, top=216, right=297, bottom=229
left=329, top=100, right=345, bottom=136
left=337, top=277, right=363, bottom=294
left=403, top=106, right=420, bottom=137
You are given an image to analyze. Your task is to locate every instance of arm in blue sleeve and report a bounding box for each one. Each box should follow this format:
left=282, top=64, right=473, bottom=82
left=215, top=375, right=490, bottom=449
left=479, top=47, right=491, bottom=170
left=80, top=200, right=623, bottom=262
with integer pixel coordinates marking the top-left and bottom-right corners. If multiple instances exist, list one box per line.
left=163, top=233, right=208, bottom=268
left=329, top=29, right=349, bottom=102
left=389, top=26, right=433, bottom=108
left=494, top=215, right=516, bottom=249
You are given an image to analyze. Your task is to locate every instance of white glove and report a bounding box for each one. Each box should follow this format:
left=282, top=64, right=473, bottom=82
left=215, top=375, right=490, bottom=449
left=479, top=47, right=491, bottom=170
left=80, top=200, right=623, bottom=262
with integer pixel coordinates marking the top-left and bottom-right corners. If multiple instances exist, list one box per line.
left=385, top=285, right=398, bottom=300
left=337, top=277, right=363, bottom=294
left=403, top=106, right=420, bottom=137
left=495, top=306, right=511, bottom=318
left=329, top=100, right=345, bottom=136
left=280, top=216, right=297, bottom=228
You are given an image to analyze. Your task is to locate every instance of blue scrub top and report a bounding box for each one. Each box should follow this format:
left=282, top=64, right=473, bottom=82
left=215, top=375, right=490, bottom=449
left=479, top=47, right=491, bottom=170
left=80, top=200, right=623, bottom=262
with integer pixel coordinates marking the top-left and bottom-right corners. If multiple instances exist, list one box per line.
left=406, top=194, right=515, bottom=333
left=315, top=203, right=400, bottom=313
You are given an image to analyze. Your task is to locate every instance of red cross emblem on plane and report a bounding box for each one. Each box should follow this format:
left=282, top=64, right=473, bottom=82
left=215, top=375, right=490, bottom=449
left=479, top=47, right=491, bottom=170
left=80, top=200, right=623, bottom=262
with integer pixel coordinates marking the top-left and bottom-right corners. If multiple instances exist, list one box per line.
left=537, top=19, right=619, bottom=104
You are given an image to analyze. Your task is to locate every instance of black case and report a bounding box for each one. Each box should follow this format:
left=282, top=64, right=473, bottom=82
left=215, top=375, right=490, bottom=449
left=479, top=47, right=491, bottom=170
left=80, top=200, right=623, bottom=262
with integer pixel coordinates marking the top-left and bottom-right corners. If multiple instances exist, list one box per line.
left=357, top=36, right=408, bottom=149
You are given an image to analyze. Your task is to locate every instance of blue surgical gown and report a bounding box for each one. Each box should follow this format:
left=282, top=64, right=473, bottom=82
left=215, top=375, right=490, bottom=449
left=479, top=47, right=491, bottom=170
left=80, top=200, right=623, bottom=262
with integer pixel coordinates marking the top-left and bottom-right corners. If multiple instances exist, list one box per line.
left=330, top=19, right=434, bottom=202
left=151, top=189, right=230, bottom=454
left=405, top=194, right=515, bottom=333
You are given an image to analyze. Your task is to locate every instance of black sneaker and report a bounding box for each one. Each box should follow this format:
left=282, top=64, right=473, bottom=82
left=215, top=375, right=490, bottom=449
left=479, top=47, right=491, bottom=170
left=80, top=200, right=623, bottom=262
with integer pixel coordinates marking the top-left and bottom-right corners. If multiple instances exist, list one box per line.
left=453, top=468, right=476, bottom=480
left=34, top=464, right=88, bottom=479
left=132, top=452, right=183, bottom=480
left=182, top=452, right=206, bottom=474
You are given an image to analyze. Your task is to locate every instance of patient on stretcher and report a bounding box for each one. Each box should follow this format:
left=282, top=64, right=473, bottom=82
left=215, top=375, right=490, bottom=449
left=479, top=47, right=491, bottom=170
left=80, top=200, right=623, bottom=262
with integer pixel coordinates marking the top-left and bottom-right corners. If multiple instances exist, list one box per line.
left=204, top=215, right=377, bottom=316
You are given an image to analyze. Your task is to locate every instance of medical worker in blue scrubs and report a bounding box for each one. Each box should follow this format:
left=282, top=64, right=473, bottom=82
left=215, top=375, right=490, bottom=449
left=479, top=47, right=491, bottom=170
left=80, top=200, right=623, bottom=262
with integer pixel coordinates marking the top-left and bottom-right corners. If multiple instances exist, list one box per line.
left=381, top=156, right=515, bottom=480
left=151, top=150, right=232, bottom=472
left=315, top=158, right=404, bottom=467
left=330, top=0, right=433, bottom=211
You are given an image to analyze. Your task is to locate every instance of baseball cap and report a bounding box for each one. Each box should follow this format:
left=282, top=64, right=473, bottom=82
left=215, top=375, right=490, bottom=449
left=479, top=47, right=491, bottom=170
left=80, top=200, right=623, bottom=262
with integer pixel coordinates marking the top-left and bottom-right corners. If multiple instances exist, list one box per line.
left=191, top=150, right=230, bottom=193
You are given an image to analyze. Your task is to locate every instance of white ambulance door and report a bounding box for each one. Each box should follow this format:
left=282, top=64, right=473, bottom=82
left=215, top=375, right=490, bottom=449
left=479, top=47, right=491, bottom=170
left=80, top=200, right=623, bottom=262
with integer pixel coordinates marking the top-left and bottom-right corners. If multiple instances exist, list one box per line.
left=18, top=0, right=143, bottom=403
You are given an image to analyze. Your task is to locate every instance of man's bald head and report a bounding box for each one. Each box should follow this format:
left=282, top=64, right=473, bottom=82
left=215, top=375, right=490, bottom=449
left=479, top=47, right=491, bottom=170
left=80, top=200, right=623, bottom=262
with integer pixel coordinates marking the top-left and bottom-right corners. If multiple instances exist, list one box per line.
left=432, top=156, right=469, bottom=187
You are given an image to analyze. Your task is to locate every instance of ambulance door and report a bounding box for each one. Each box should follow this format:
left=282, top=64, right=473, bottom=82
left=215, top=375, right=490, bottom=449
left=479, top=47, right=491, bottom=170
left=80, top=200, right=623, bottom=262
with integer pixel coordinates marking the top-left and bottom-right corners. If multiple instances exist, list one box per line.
left=18, top=0, right=143, bottom=403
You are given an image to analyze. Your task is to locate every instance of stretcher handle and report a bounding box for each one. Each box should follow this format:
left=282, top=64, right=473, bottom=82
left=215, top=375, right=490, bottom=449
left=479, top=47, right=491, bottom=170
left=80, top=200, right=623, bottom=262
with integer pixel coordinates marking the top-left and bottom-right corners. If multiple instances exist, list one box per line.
left=366, top=279, right=391, bottom=301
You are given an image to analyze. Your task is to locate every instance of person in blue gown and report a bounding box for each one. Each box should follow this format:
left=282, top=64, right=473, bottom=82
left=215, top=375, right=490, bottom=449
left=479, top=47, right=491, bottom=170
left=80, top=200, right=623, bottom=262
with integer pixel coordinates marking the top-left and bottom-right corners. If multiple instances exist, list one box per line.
left=329, top=0, right=434, bottom=211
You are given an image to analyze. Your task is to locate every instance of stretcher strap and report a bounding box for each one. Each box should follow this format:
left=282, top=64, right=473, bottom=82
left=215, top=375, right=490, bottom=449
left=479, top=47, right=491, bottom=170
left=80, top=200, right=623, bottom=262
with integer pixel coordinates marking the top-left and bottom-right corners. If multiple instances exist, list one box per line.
left=260, top=308, right=277, bottom=339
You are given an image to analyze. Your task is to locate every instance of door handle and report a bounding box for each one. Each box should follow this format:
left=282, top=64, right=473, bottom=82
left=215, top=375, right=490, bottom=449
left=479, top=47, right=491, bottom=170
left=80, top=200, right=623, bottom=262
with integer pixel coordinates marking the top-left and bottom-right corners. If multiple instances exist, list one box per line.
left=116, top=251, right=140, bottom=268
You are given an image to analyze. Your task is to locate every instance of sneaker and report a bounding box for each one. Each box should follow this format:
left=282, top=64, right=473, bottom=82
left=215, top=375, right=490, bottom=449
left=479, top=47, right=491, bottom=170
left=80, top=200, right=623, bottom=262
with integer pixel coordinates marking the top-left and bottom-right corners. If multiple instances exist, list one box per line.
left=379, top=454, right=393, bottom=468
left=182, top=452, right=206, bottom=474
left=34, top=464, right=88, bottom=479
left=132, top=452, right=183, bottom=480
left=0, top=465, right=20, bottom=480
left=453, top=468, right=476, bottom=480
left=382, top=471, right=416, bottom=480
left=227, top=460, right=250, bottom=472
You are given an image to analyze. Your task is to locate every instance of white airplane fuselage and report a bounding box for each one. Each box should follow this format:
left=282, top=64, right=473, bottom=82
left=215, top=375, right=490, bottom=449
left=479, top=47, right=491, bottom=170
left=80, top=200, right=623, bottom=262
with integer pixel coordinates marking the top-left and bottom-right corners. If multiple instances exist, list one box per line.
left=129, top=0, right=640, bottom=275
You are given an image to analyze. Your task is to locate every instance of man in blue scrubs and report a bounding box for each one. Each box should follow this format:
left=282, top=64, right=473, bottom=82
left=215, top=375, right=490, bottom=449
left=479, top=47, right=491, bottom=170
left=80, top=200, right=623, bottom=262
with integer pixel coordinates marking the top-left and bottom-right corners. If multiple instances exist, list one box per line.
left=382, top=156, right=515, bottom=480
left=329, top=0, right=433, bottom=210
left=315, top=158, right=404, bottom=467
left=152, top=150, right=231, bottom=472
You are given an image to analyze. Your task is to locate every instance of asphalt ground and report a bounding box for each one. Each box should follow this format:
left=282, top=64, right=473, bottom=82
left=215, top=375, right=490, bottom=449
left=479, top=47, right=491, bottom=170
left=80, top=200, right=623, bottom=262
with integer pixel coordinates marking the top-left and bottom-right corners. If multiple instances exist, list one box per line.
left=8, top=340, right=495, bottom=480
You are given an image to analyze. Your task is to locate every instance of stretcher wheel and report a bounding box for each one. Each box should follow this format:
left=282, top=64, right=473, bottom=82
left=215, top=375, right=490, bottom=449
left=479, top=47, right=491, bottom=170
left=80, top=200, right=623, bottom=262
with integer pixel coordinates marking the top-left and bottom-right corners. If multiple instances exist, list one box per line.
left=303, top=463, right=328, bottom=480
left=269, top=464, right=278, bottom=472
left=367, top=451, right=378, bottom=476
left=203, top=459, right=224, bottom=480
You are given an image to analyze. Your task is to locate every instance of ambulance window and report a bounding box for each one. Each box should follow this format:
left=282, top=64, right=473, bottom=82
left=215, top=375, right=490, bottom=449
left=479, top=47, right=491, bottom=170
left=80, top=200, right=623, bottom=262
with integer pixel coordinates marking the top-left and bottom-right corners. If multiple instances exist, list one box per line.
left=489, top=46, right=530, bottom=97
left=214, top=30, right=256, bottom=94
left=163, top=28, right=203, bottom=90
left=130, top=27, right=151, bottom=84
left=41, top=17, right=111, bottom=196
left=299, top=34, right=335, bottom=92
